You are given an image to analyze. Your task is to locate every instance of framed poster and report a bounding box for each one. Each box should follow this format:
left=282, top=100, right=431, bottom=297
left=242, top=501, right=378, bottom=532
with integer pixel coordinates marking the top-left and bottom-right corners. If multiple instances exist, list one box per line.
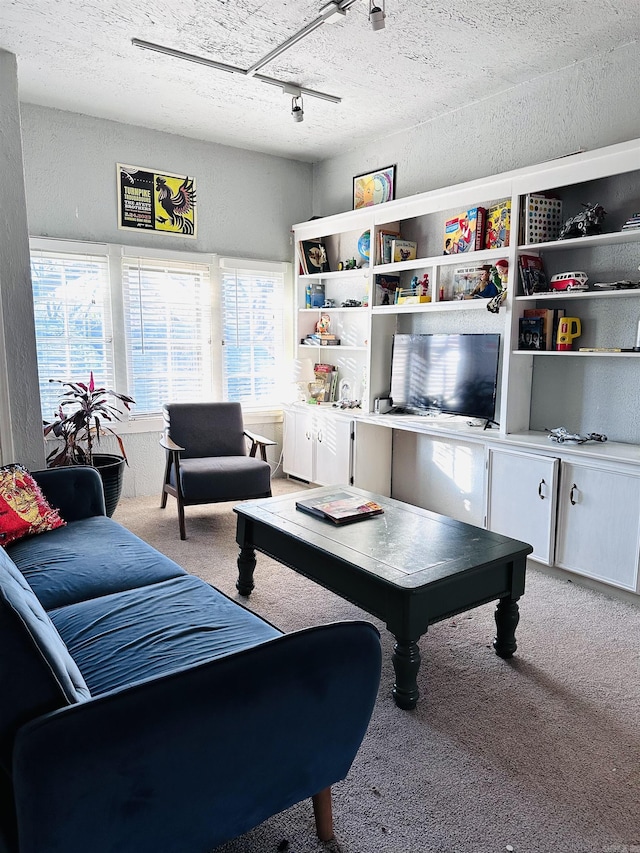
left=353, top=164, right=396, bottom=210
left=117, top=164, right=197, bottom=237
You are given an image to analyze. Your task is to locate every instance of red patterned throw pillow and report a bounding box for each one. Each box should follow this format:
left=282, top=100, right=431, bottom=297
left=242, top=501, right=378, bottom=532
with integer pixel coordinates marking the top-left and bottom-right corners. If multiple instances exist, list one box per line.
left=0, top=464, right=65, bottom=546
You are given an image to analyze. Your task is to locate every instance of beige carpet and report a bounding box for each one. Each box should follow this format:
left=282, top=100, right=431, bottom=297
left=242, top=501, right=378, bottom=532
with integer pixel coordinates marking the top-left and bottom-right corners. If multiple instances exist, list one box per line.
left=114, top=480, right=640, bottom=853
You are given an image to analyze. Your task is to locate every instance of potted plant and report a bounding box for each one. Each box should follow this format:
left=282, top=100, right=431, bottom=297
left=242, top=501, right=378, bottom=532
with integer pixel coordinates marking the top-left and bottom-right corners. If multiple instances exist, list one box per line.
left=43, top=373, right=135, bottom=517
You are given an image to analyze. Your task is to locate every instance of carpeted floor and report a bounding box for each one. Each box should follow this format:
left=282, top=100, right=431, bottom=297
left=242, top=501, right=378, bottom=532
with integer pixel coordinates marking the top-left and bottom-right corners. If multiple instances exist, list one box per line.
left=114, top=480, right=640, bottom=853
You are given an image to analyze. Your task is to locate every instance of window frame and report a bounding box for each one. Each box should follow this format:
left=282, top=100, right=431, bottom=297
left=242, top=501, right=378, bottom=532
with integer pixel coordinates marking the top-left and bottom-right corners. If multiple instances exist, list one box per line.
left=29, top=237, right=291, bottom=432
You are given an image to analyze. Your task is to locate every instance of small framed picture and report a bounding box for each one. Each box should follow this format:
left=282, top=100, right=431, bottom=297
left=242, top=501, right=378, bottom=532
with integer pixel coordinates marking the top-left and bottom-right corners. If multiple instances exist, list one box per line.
left=353, top=165, right=396, bottom=210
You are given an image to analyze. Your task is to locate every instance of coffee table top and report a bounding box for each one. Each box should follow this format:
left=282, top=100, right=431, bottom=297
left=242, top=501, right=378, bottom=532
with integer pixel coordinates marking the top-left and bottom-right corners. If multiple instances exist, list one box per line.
left=235, top=485, right=533, bottom=590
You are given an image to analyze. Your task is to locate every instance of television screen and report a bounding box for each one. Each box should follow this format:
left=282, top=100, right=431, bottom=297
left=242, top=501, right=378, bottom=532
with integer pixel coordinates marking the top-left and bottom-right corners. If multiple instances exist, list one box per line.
left=390, top=333, right=500, bottom=422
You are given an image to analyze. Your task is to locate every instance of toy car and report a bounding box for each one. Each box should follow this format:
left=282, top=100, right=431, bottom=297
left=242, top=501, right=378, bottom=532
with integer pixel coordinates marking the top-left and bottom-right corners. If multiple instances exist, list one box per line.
left=549, top=271, right=589, bottom=292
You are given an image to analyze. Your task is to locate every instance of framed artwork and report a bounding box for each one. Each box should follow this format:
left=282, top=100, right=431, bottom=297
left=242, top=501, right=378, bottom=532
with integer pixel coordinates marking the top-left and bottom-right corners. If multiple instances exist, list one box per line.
left=353, top=164, right=396, bottom=210
left=117, top=164, right=196, bottom=237
left=300, top=240, right=330, bottom=274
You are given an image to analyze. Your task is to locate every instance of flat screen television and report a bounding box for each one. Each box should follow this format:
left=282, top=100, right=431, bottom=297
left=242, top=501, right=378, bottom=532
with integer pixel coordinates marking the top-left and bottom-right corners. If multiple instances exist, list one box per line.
left=389, top=333, right=500, bottom=423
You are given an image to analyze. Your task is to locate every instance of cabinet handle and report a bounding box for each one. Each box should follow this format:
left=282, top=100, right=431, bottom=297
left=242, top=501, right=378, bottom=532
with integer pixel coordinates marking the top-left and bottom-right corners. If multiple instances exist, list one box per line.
left=317, top=429, right=323, bottom=443
left=305, top=430, right=312, bottom=441
left=569, top=483, right=578, bottom=505
left=538, top=478, right=545, bottom=499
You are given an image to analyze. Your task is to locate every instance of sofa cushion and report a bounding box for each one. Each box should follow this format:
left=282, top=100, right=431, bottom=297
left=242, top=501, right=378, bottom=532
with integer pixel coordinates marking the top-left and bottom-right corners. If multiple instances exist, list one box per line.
left=0, top=464, right=65, bottom=547
left=7, top=516, right=187, bottom=609
left=0, top=548, right=90, bottom=771
left=50, top=575, right=282, bottom=695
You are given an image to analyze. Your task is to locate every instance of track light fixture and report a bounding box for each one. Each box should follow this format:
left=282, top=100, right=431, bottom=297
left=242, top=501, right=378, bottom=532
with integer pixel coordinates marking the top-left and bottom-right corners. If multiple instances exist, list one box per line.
left=291, top=95, right=304, bottom=122
left=133, top=1, right=389, bottom=124
left=369, top=0, right=386, bottom=30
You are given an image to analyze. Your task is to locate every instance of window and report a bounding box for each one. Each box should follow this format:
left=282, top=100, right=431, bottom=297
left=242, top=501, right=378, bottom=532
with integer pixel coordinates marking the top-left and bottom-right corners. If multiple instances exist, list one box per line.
left=122, top=256, right=212, bottom=416
left=30, top=246, right=113, bottom=420
left=221, top=259, right=286, bottom=405
left=31, top=240, right=289, bottom=422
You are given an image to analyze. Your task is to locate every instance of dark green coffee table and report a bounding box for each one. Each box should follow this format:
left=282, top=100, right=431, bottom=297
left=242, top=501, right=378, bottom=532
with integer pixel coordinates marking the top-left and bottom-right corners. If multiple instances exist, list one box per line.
left=235, top=486, right=532, bottom=710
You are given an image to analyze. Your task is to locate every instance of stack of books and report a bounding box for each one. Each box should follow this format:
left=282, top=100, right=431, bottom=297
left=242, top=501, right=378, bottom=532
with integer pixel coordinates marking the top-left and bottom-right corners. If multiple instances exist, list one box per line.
left=622, top=213, right=640, bottom=231
left=518, top=254, right=549, bottom=295
left=301, top=333, right=340, bottom=346
left=521, top=307, right=566, bottom=350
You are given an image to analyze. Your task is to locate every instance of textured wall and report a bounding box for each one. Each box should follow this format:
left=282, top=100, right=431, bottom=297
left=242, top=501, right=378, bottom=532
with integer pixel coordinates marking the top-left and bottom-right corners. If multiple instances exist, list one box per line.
left=20, top=104, right=313, bottom=260
left=312, top=41, right=640, bottom=215
left=0, top=51, right=46, bottom=469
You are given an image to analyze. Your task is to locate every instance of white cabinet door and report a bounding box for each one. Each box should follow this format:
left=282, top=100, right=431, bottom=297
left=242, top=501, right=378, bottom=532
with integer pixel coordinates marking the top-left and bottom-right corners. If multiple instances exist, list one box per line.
left=487, top=448, right=558, bottom=564
left=556, top=461, right=640, bottom=591
left=283, top=407, right=352, bottom=486
left=314, top=413, right=353, bottom=486
left=283, top=408, right=314, bottom=482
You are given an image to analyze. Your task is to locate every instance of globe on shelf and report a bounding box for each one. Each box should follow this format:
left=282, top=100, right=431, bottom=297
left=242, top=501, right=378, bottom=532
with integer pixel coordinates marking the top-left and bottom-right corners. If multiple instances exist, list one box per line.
left=357, top=230, right=370, bottom=261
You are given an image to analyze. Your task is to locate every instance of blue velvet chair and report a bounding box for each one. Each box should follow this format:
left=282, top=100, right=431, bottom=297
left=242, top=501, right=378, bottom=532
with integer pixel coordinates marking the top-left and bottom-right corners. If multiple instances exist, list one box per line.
left=160, top=402, right=275, bottom=539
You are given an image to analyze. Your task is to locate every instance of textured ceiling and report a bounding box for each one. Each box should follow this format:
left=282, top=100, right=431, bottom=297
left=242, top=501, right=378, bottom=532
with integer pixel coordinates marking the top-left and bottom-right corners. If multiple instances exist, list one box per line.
left=2, top=0, right=639, bottom=162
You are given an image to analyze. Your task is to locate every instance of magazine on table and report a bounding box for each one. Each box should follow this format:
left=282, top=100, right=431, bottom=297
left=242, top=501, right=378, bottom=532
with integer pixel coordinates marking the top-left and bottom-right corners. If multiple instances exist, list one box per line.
left=295, top=492, right=384, bottom=525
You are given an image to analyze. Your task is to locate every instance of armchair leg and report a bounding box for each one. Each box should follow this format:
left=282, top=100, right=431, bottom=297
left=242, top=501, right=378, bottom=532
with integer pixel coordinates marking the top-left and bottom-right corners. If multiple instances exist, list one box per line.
left=160, top=456, right=171, bottom=508
left=177, top=498, right=186, bottom=541
left=312, top=787, right=334, bottom=842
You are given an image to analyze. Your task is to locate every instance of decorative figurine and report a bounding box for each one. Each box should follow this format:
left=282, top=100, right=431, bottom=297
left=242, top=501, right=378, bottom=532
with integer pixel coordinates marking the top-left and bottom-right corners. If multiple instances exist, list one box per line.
left=316, top=313, right=331, bottom=334
left=558, top=202, right=607, bottom=239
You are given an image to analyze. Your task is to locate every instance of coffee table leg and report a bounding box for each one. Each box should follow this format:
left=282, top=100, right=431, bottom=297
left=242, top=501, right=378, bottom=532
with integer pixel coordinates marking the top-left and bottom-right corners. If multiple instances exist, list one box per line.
left=236, top=546, right=256, bottom=596
left=392, top=638, right=421, bottom=710
left=493, top=596, right=520, bottom=658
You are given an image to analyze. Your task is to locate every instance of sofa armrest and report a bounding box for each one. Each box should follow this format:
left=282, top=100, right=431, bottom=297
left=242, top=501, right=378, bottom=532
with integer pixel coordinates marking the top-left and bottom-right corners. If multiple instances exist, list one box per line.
left=32, top=466, right=106, bottom=521
left=12, top=620, right=381, bottom=853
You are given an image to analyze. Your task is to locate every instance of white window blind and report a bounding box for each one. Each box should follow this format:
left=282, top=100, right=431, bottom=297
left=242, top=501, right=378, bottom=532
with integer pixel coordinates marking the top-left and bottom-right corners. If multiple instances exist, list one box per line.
left=30, top=249, right=113, bottom=420
left=221, top=261, right=285, bottom=405
left=122, top=256, right=213, bottom=415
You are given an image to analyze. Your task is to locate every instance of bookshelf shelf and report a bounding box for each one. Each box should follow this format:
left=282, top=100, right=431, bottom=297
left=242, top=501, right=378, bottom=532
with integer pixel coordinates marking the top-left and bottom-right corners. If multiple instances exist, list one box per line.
left=512, top=349, right=640, bottom=357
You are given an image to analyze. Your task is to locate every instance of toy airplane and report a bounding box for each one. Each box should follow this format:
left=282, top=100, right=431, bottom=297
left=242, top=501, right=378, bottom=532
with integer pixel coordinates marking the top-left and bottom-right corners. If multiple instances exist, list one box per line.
left=546, top=427, right=607, bottom=444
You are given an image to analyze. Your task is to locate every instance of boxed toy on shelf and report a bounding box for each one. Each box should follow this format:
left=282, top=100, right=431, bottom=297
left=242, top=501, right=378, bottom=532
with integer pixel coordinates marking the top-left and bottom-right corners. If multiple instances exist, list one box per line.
left=522, top=194, right=563, bottom=244
left=485, top=200, right=511, bottom=249
left=443, top=207, right=486, bottom=254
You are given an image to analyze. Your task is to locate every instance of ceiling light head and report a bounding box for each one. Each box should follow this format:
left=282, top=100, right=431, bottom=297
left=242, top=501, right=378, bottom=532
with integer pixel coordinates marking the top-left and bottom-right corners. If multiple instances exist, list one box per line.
left=292, top=95, right=304, bottom=122
left=369, top=0, right=386, bottom=30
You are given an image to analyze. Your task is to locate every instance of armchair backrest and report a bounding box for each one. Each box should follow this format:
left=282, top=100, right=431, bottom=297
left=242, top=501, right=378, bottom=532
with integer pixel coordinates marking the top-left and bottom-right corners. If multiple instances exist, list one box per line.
left=163, top=403, right=247, bottom=459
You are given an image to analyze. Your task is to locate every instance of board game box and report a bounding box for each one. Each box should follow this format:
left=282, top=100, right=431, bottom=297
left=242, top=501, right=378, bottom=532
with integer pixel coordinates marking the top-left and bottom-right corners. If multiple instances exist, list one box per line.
left=485, top=200, right=511, bottom=249
left=443, top=207, right=486, bottom=254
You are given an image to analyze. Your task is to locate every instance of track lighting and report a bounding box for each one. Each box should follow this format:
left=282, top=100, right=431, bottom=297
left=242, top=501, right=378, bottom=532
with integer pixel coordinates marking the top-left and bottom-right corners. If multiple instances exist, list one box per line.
left=134, top=0, right=389, bottom=126
left=292, top=95, right=304, bottom=122
left=369, top=0, right=386, bottom=30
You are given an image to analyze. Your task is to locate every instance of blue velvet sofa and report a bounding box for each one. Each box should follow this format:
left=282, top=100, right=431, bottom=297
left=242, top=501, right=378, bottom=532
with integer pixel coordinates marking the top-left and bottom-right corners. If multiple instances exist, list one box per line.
left=0, top=466, right=381, bottom=853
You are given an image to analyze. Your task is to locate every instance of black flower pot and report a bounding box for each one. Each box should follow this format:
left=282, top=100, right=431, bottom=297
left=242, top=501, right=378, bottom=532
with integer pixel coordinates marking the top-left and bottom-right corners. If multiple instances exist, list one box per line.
left=92, top=454, right=126, bottom=517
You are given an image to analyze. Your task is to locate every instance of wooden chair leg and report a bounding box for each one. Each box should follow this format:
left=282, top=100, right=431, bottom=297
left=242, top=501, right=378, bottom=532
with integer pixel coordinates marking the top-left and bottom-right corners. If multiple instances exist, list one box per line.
left=160, top=454, right=172, bottom=508
left=312, top=787, right=334, bottom=842
left=177, top=496, right=186, bottom=540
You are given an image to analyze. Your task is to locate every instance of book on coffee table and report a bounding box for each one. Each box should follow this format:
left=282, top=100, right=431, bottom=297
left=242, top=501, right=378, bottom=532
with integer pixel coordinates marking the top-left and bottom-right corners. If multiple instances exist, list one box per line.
left=295, top=492, right=384, bottom=525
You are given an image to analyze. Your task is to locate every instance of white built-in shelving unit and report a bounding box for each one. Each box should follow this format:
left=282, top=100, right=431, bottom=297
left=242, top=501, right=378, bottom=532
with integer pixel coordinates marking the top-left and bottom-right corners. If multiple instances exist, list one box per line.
left=287, top=138, right=640, bottom=595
